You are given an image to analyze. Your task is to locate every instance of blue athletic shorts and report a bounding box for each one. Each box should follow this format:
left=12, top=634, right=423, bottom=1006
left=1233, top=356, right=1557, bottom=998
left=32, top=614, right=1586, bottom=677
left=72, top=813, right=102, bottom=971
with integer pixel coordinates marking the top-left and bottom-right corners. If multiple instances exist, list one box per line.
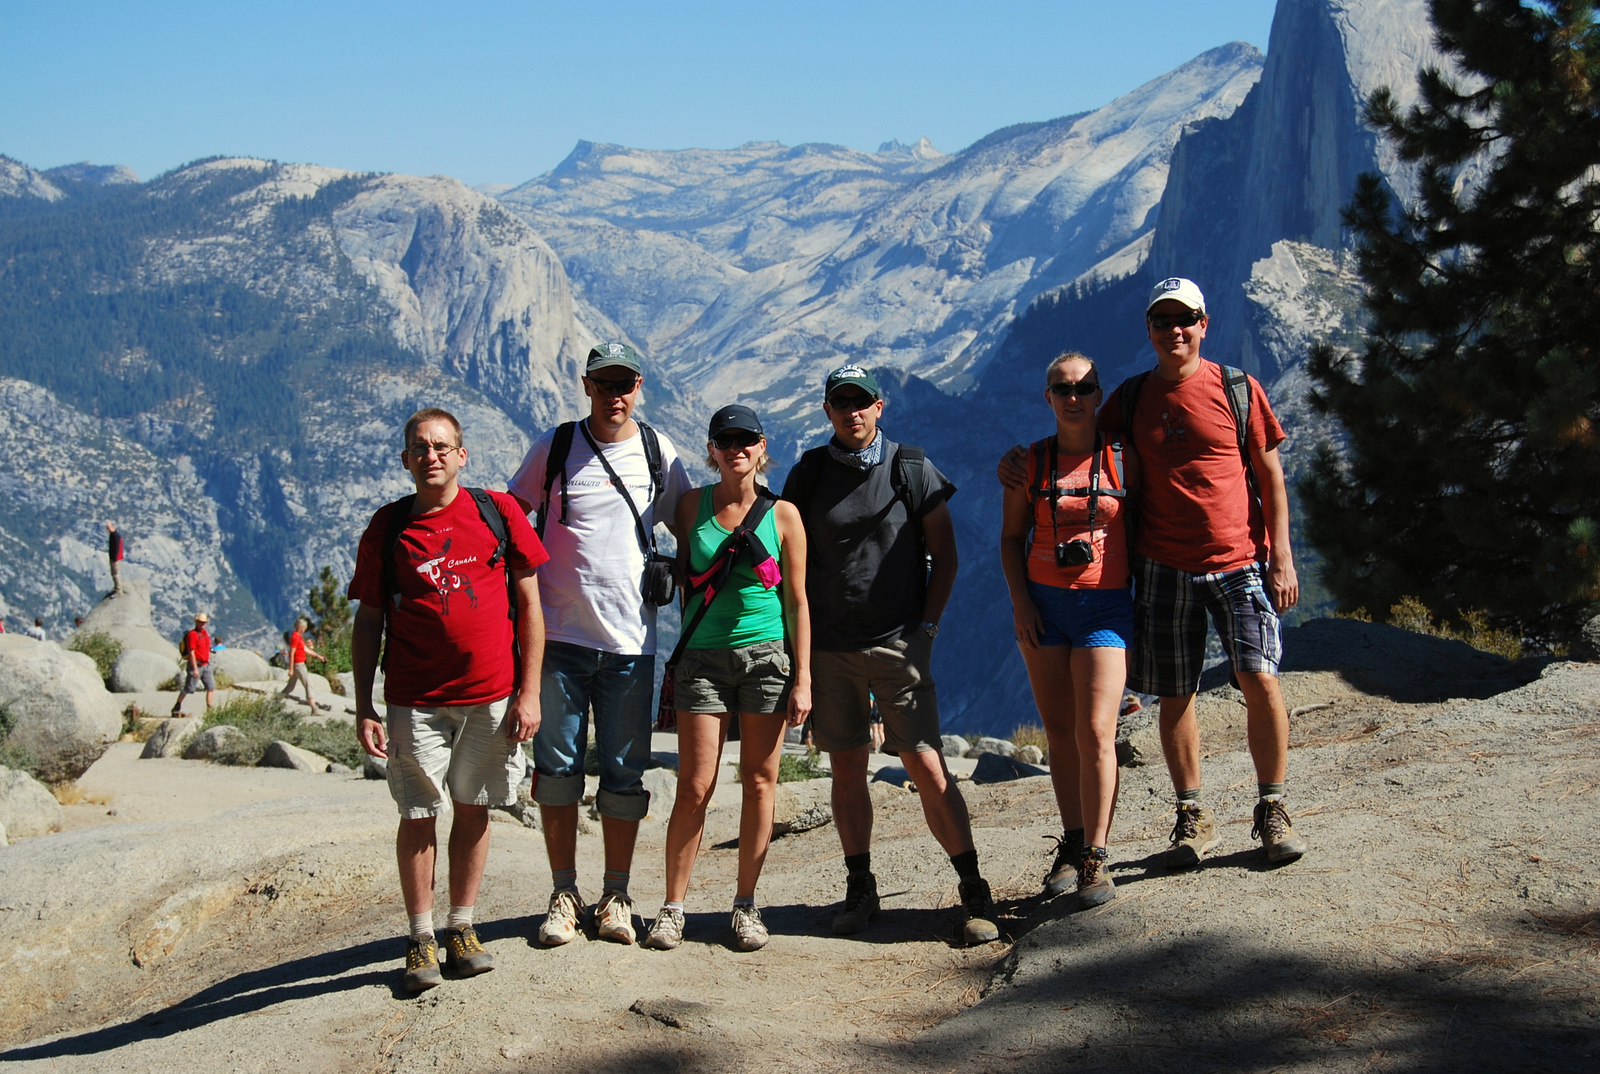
left=1026, top=581, right=1134, bottom=649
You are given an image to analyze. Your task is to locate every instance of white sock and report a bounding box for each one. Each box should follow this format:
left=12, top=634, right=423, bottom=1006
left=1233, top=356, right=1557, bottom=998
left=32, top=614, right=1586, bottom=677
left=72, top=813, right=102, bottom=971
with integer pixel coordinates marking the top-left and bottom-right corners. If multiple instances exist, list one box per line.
left=664, top=901, right=685, bottom=913
left=409, top=911, right=434, bottom=941
left=447, top=904, right=474, bottom=930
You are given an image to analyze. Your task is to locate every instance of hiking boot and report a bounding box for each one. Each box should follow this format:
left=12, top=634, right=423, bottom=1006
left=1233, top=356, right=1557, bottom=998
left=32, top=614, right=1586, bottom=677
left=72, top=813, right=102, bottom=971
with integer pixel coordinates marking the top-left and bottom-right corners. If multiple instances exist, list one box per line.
left=538, top=889, right=585, bottom=946
left=958, top=877, right=1000, bottom=945
left=438, top=925, right=494, bottom=977
left=594, top=891, right=637, bottom=945
left=643, top=905, right=685, bottom=950
left=1253, top=797, right=1309, bottom=863
left=731, top=904, right=769, bottom=951
left=1070, top=847, right=1116, bottom=911
left=1043, top=829, right=1085, bottom=897
left=1166, top=803, right=1220, bottom=869
left=403, top=936, right=443, bottom=994
left=831, top=872, right=880, bottom=935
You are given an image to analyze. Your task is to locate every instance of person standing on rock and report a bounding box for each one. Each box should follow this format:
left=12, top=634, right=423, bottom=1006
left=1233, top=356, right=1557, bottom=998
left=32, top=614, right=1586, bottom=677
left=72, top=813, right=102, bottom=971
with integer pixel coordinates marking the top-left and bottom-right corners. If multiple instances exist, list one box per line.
left=507, top=341, right=692, bottom=948
left=350, top=406, right=550, bottom=994
left=106, top=521, right=125, bottom=596
left=782, top=364, right=999, bottom=946
left=280, top=617, right=330, bottom=710
left=999, top=277, right=1307, bottom=868
left=171, top=612, right=215, bottom=716
left=24, top=618, right=46, bottom=641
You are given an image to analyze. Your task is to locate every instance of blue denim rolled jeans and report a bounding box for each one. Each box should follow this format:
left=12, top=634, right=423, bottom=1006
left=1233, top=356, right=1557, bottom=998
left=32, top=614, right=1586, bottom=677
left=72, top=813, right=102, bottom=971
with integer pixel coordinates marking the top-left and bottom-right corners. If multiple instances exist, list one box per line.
left=532, top=640, right=654, bottom=821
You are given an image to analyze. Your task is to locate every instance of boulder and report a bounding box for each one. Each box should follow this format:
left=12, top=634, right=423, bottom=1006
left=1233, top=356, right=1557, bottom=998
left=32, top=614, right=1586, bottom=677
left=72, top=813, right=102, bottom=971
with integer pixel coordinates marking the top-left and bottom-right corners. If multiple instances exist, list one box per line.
left=258, top=740, right=331, bottom=772
left=0, top=635, right=125, bottom=782
left=772, top=778, right=832, bottom=836
left=210, top=649, right=272, bottom=683
left=73, top=578, right=179, bottom=660
left=0, top=766, right=64, bottom=838
left=111, top=649, right=178, bottom=693
left=965, top=736, right=1017, bottom=759
left=641, top=767, right=677, bottom=819
left=363, top=752, right=388, bottom=780
left=1569, top=614, right=1600, bottom=661
left=940, top=734, right=970, bottom=758
left=871, top=766, right=914, bottom=789
left=970, top=752, right=1049, bottom=784
left=183, top=725, right=247, bottom=761
left=1016, top=744, right=1046, bottom=766
left=140, top=718, right=202, bottom=759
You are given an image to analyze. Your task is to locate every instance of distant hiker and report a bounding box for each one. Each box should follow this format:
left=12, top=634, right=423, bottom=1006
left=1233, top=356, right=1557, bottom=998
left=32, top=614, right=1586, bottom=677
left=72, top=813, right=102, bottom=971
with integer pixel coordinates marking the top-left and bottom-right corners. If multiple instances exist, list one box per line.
left=211, top=634, right=227, bottom=651
left=350, top=407, right=550, bottom=994
left=642, top=405, right=811, bottom=953
left=999, top=277, right=1306, bottom=866
left=106, top=521, right=125, bottom=595
left=24, top=618, right=46, bottom=641
left=74, top=616, right=84, bottom=630
left=507, top=341, right=691, bottom=949
left=280, top=616, right=329, bottom=710
left=172, top=612, right=215, bottom=715
left=998, top=352, right=1132, bottom=910
left=782, top=364, right=999, bottom=946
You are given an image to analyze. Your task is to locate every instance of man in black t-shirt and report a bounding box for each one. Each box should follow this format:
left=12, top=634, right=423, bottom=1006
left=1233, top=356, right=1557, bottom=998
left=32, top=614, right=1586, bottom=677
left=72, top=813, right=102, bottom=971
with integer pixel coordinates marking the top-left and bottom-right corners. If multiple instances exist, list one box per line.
left=781, top=364, right=998, bottom=946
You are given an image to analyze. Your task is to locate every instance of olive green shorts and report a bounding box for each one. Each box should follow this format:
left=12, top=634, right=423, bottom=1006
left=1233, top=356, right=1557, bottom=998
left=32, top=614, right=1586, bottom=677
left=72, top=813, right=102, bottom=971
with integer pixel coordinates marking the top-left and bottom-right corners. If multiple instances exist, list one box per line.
left=810, top=629, right=942, bottom=755
left=674, top=639, right=793, bottom=715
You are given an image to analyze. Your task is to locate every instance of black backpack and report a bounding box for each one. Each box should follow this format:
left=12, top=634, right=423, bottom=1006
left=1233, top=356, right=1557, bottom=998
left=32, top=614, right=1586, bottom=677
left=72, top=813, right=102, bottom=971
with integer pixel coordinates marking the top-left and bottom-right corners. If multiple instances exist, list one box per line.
left=1117, top=363, right=1258, bottom=502
left=378, top=487, right=515, bottom=669
left=784, top=443, right=931, bottom=589
left=535, top=419, right=665, bottom=539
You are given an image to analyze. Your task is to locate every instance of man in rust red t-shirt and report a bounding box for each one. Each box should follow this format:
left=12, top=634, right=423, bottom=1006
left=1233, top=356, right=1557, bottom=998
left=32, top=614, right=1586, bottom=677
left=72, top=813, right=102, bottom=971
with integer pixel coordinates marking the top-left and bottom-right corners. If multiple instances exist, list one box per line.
left=171, top=611, right=215, bottom=716
left=349, top=406, right=549, bottom=994
left=1097, top=277, right=1307, bottom=868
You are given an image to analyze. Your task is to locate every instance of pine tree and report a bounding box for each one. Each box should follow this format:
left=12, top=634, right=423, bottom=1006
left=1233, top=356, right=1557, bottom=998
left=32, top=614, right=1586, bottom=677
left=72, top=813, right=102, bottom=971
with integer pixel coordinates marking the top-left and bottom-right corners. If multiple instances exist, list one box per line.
left=306, top=565, right=352, bottom=674
left=1302, top=0, right=1600, bottom=645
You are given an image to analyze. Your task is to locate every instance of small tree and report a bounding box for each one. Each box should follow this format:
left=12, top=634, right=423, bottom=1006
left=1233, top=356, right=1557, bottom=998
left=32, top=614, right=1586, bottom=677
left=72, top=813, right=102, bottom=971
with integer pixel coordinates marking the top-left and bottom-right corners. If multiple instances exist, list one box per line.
left=1302, top=0, right=1600, bottom=645
left=306, top=565, right=352, bottom=675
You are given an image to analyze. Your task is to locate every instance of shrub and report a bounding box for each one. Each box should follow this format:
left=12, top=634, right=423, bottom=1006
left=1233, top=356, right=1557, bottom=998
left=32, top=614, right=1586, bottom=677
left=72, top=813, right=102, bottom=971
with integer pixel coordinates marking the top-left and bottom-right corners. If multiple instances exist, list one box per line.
left=198, top=694, right=364, bottom=770
left=68, top=631, right=122, bottom=685
left=1011, top=722, right=1050, bottom=761
left=1386, top=597, right=1524, bottom=662
left=0, top=701, right=40, bottom=777
left=778, top=749, right=829, bottom=783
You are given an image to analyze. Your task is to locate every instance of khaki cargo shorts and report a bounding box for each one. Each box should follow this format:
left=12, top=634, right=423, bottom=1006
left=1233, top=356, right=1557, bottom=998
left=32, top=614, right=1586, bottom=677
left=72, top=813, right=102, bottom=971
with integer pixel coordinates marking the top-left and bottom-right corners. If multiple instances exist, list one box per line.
left=673, top=639, right=794, bottom=715
left=385, top=697, right=525, bottom=819
left=810, top=629, right=942, bottom=755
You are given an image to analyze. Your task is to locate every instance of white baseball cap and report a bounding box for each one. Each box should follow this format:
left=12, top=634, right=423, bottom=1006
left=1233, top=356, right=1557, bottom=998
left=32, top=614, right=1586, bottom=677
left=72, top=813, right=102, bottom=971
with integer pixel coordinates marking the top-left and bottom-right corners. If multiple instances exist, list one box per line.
left=1147, top=277, right=1206, bottom=315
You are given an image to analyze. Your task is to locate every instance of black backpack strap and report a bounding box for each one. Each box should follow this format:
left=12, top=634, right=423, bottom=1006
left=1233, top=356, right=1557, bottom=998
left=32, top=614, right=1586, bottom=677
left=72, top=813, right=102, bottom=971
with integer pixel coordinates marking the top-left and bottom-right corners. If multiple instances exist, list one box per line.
left=636, top=420, right=664, bottom=505
left=379, top=494, right=417, bottom=670
left=1220, top=365, right=1260, bottom=503
left=537, top=421, right=577, bottom=539
left=890, top=445, right=930, bottom=594
left=466, top=487, right=517, bottom=625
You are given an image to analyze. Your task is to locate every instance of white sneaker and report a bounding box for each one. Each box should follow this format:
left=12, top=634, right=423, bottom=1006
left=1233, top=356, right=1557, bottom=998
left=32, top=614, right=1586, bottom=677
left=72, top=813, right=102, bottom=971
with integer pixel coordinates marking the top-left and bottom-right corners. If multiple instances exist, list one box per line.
left=538, top=889, right=584, bottom=946
left=594, top=891, right=636, bottom=945
left=731, top=904, right=769, bottom=951
left=642, top=906, right=685, bottom=950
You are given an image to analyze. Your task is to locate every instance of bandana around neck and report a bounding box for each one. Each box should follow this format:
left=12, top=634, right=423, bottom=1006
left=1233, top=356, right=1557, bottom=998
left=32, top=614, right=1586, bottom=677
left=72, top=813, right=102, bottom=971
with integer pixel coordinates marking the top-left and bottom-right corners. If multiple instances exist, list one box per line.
left=828, top=430, right=884, bottom=471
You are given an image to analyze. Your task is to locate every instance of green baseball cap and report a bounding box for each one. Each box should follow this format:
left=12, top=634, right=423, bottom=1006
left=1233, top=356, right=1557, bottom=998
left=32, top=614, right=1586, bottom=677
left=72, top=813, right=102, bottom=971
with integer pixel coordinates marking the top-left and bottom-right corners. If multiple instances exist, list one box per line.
left=586, top=341, right=643, bottom=375
left=824, top=364, right=881, bottom=402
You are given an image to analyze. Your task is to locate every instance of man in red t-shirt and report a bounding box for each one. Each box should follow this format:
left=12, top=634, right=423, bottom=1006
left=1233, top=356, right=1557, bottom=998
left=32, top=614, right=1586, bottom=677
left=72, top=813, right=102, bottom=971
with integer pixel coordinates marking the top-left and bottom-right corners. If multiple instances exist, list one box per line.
left=106, top=521, right=125, bottom=596
left=349, top=406, right=549, bottom=994
left=280, top=617, right=328, bottom=710
left=171, top=611, right=215, bottom=716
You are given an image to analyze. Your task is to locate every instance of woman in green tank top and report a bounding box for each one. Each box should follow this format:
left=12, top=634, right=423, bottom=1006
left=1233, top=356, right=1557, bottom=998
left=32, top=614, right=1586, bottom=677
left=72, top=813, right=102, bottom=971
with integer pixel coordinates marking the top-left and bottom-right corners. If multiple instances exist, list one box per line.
left=643, top=405, right=811, bottom=954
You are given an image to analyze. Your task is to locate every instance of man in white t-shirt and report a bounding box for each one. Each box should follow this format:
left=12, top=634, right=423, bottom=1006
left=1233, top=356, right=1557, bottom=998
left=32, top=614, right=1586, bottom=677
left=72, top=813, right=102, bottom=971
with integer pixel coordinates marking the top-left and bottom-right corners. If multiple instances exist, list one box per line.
left=508, top=341, right=691, bottom=949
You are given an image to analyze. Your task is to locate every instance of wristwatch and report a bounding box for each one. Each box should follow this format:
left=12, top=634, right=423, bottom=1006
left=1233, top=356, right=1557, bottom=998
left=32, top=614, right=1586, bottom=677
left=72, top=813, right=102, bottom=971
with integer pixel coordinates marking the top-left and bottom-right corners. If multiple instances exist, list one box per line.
left=920, top=620, right=940, bottom=638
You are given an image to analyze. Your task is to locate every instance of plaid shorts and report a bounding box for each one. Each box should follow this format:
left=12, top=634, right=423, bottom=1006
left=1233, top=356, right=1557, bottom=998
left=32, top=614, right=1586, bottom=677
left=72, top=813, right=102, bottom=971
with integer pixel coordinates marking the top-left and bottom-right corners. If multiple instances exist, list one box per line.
left=1130, top=556, right=1282, bottom=697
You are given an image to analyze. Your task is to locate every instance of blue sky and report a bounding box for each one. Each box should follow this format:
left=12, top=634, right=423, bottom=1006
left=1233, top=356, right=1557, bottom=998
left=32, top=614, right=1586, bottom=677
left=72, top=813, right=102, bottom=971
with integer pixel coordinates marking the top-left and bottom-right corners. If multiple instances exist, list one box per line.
left=1, top=1, right=1277, bottom=187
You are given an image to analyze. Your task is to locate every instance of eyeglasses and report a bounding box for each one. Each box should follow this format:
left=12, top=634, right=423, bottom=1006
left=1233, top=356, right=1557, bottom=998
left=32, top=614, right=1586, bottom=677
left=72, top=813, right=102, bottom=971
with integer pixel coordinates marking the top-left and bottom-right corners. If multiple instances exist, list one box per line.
left=827, top=392, right=877, bottom=412
left=712, top=431, right=762, bottom=450
left=405, top=441, right=461, bottom=459
left=1048, top=380, right=1100, bottom=398
left=588, top=375, right=639, bottom=395
left=1147, top=310, right=1205, bottom=331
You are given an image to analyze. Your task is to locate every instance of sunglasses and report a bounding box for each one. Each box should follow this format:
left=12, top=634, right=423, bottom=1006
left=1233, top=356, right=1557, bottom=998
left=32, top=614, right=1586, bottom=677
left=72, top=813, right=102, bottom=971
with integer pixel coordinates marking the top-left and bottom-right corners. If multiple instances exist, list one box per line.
left=588, top=375, right=639, bottom=395
left=712, top=431, right=762, bottom=450
left=1147, top=310, right=1205, bottom=331
left=1048, top=380, right=1101, bottom=397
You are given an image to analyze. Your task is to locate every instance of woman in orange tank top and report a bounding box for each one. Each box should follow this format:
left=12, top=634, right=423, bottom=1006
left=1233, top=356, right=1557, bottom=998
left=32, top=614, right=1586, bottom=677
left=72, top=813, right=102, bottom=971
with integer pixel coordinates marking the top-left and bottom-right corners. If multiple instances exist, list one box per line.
left=999, top=352, right=1134, bottom=912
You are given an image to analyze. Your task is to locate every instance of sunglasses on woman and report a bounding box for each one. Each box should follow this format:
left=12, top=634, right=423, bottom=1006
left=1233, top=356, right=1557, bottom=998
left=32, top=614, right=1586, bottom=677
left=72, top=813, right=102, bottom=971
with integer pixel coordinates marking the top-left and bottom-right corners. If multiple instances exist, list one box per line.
left=1147, top=310, right=1205, bottom=331
left=1048, top=380, right=1101, bottom=397
left=712, top=431, right=762, bottom=450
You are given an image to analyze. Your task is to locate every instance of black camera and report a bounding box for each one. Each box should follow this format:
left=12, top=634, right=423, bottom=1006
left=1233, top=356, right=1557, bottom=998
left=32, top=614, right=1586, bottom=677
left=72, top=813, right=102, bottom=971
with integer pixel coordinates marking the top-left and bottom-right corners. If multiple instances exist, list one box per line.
left=1055, top=539, right=1096, bottom=568
left=642, top=552, right=678, bottom=607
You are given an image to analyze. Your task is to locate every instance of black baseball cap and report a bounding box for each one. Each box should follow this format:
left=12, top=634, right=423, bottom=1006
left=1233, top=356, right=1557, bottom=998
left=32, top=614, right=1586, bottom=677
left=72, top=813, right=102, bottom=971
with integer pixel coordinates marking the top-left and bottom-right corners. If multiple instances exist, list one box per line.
left=707, top=404, right=764, bottom=438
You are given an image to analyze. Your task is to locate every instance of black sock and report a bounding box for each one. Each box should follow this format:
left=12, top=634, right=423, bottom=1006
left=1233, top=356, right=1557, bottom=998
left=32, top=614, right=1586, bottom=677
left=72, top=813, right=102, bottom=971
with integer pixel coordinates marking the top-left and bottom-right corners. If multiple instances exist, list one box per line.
left=844, top=852, right=872, bottom=877
left=950, top=849, right=981, bottom=882
left=1064, top=826, right=1085, bottom=844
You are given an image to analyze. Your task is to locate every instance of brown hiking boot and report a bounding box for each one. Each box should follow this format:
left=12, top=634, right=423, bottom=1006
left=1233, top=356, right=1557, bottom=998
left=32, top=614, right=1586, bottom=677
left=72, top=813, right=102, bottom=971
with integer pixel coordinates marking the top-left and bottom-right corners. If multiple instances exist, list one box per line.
left=1166, top=803, right=1220, bottom=869
left=438, top=925, right=494, bottom=977
left=958, top=878, right=999, bottom=945
left=1070, top=847, right=1115, bottom=911
left=403, top=936, right=443, bottom=993
left=831, top=872, right=880, bottom=935
left=1252, top=797, right=1309, bottom=863
left=1043, top=829, right=1084, bottom=897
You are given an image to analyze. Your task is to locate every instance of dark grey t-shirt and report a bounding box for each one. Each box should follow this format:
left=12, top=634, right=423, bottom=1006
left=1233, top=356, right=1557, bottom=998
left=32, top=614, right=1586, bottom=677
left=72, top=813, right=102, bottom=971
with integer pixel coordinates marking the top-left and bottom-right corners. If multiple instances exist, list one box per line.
left=781, top=435, right=956, bottom=651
